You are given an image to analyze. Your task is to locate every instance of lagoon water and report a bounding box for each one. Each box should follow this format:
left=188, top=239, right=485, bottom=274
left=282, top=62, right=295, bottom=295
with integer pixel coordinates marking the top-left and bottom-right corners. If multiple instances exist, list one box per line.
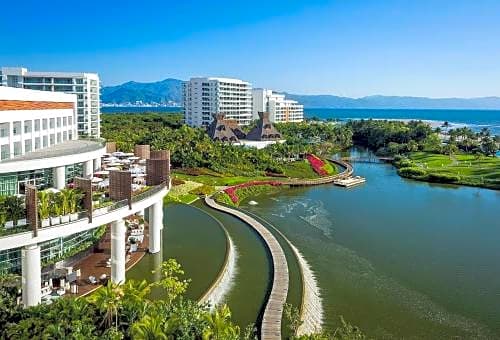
left=130, top=160, right=499, bottom=338
left=242, top=160, right=500, bottom=339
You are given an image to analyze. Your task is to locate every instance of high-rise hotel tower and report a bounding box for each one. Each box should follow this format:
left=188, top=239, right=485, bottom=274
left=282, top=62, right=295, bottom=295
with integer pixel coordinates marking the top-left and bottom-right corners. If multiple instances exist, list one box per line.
left=0, top=67, right=101, bottom=137
left=183, top=77, right=252, bottom=127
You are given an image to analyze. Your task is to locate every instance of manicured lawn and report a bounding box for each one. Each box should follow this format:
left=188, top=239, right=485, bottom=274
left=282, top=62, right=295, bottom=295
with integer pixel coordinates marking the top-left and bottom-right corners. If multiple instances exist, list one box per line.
left=173, top=173, right=272, bottom=186
left=282, top=160, right=320, bottom=179
left=165, top=180, right=202, bottom=204
left=404, top=152, right=500, bottom=189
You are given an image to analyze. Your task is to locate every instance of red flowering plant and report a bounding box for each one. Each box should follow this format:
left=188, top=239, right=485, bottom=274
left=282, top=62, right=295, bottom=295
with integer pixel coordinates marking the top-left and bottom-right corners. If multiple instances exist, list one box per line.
left=306, top=154, right=328, bottom=176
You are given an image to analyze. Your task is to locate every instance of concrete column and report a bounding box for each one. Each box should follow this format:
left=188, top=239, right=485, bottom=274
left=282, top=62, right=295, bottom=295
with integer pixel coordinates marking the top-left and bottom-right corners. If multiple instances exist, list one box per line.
left=152, top=245, right=163, bottom=282
left=53, top=166, right=65, bottom=189
left=111, top=219, right=126, bottom=284
left=83, top=159, right=93, bottom=178
left=22, top=244, right=41, bottom=307
left=148, top=200, right=163, bottom=254
left=93, top=157, right=102, bottom=171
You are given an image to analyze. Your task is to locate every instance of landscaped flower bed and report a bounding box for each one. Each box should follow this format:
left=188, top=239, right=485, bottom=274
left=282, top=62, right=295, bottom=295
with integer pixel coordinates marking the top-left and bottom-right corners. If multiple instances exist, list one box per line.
left=224, top=180, right=283, bottom=203
left=306, top=154, right=329, bottom=176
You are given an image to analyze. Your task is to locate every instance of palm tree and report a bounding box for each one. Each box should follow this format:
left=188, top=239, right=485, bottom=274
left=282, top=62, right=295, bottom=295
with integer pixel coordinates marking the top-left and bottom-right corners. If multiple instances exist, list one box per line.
left=5, top=196, right=25, bottom=226
left=131, top=315, right=170, bottom=340
left=59, top=189, right=72, bottom=215
left=121, top=279, right=152, bottom=326
left=37, top=191, right=51, bottom=224
left=202, top=305, right=240, bottom=340
left=88, top=281, right=124, bottom=329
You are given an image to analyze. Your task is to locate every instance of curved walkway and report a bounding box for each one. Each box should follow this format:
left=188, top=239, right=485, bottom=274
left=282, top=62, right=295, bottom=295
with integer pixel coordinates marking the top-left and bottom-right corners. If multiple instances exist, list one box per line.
left=205, top=197, right=289, bottom=340
left=286, top=159, right=353, bottom=186
left=240, top=208, right=323, bottom=335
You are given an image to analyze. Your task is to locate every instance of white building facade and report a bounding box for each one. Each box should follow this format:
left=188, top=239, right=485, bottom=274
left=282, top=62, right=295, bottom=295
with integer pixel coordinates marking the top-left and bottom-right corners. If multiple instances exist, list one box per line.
left=252, top=89, right=304, bottom=123
left=0, top=87, right=105, bottom=195
left=0, top=67, right=101, bottom=137
left=183, top=77, right=253, bottom=127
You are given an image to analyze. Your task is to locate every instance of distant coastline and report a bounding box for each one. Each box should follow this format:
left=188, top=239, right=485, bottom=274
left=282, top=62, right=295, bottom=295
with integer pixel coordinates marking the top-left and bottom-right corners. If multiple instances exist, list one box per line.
left=101, top=106, right=500, bottom=136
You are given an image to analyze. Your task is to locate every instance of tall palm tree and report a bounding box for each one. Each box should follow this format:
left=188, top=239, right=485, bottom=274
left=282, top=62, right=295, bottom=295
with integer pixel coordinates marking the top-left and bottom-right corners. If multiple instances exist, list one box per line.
left=131, top=315, right=171, bottom=340
left=88, top=281, right=124, bottom=329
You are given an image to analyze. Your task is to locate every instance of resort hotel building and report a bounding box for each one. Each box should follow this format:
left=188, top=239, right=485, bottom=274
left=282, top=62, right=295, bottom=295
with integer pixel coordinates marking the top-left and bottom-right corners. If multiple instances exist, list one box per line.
left=0, top=67, right=101, bottom=138
left=183, top=77, right=253, bottom=127
left=0, top=87, right=170, bottom=307
left=252, top=88, right=304, bottom=123
left=0, top=87, right=104, bottom=196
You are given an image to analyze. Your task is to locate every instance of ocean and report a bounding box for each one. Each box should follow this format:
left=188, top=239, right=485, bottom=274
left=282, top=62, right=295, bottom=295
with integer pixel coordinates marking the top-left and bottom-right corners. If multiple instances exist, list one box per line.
left=101, top=107, right=500, bottom=136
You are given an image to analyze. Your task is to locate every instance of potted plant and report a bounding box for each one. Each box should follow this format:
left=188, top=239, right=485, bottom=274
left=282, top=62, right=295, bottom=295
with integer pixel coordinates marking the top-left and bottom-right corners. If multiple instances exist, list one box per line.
left=0, top=209, right=7, bottom=231
left=69, top=189, right=83, bottom=221
left=129, top=237, right=138, bottom=252
left=59, top=189, right=71, bottom=223
left=38, top=191, right=51, bottom=228
left=5, top=196, right=25, bottom=227
left=49, top=193, right=62, bottom=226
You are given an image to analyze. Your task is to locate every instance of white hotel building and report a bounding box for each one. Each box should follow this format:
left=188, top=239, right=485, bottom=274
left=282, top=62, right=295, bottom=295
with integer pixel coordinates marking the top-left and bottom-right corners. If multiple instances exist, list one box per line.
left=183, top=77, right=253, bottom=127
left=0, top=87, right=105, bottom=196
left=0, top=67, right=101, bottom=138
left=252, top=89, right=304, bottom=123
left=0, top=87, right=169, bottom=306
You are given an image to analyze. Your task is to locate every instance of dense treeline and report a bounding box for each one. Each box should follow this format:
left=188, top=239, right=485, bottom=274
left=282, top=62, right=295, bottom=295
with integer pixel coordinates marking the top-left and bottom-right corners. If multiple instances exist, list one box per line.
left=101, top=114, right=353, bottom=176
left=347, top=119, right=437, bottom=155
left=347, top=119, right=498, bottom=156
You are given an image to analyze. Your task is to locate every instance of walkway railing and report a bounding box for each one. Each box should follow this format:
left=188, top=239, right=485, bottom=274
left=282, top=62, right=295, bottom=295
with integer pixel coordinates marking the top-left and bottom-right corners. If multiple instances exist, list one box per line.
left=0, top=182, right=168, bottom=240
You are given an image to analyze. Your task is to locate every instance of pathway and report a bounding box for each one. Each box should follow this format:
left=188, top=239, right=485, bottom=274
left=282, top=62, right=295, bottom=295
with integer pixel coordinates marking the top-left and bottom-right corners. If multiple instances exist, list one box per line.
left=205, top=197, right=289, bottom=340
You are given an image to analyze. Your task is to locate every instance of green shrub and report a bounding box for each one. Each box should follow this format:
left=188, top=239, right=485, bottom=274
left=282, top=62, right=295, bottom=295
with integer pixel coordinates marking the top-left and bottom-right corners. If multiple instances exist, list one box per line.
left=398, top=167, right=427, bottom=177
left=395, top=158, right=414, bottom=168
left=426, top=173, right=460, bottom=183
left=189, top=185, right=215, bottom=196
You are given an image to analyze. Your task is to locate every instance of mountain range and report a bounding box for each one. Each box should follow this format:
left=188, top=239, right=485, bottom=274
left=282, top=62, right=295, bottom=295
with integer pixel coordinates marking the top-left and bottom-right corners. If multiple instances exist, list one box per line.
left=101, top=78, right=500, bottom=109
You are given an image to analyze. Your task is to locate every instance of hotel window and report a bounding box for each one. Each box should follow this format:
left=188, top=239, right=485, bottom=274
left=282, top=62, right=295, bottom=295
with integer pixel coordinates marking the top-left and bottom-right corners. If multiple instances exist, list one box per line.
left=57, top=117, right=61, bottom=128
left=13, top=142, right=21, bottom=156
left=49, top=118, right=55, bottom=129
left=57, top=133, right=61, bottom=143
left=68, top=116, right=72, bottom=125
left=50, top=134, right=55, bottom=145
left=35, top=119, right=40, bottom=131
left=43, top=136, right=48, bottom=147
left=63, top=117, right=67, bottom=126
left=42, top=119, right=48, bottom=130
left=24, top=121, right=32, bottom=133
left=90, top=80, right=97, bottom=86
left=35, top=137, right=41, bottom=150
left=13, top=122, right=21, bottom=136
left=68, top=131, right=73, bottom=140
left=75, top=86, right=84, bottom=92
left=24, top=140, right=32, bottom=153
left=0, top=123, right=9, bottom=137
left=63, top=131, right=67, bottom=141
left=1, top=145, right=10, bottom=160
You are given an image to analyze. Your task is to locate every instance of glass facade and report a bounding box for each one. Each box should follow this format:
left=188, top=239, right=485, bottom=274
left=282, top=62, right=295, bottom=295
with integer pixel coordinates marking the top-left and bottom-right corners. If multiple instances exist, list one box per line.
left=0, top=227, right=104, bottom=275
left=0, top=162, right=83, bottom=196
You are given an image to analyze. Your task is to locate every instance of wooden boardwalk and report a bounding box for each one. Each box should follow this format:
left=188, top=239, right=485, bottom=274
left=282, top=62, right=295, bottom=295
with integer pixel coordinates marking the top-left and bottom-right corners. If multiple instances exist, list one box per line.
left=204, top=197, right=289, bottom=340
left=286, top=159, right=353, bottom=186
left=66, top=220, right=149, bottom=297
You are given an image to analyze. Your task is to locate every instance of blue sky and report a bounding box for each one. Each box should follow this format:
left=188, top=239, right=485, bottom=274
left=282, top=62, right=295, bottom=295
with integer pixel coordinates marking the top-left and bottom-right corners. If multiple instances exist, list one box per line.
left=1, top=0, right=500, bottom=97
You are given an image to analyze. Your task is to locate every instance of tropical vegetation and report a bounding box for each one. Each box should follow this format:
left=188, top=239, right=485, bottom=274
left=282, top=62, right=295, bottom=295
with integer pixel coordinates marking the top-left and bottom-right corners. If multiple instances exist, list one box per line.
left=0, top=259, right=364, bottom=339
